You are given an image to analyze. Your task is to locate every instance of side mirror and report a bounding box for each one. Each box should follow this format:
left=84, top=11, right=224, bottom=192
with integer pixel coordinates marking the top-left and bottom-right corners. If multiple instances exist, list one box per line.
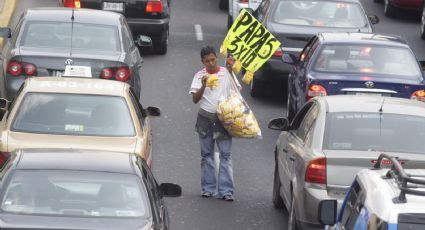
left=0, top=98, right=10, bottom=111
left=135, top=35, right=153, bottom=47
left=144, top=106, right=161, bottom=117
left=318, top=200, right=337, bottom=226
left=159, top=183, right=182, bottom=197
left=268, top=118, right=289, bottom=131
left=282, top=53, right=298, bottom=65
left=368, top=15, right=380, bottom=25
left=0, top=28, right=11, bottom=38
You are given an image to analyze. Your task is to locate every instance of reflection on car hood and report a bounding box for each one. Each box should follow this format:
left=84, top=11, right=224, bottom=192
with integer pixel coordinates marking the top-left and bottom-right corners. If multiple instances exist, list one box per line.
left=16, top=47, right=124, bottom=62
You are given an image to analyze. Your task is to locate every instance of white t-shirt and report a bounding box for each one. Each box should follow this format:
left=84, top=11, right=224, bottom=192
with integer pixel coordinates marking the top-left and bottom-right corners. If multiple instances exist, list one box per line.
left=189, top=67, right=240, bottom=113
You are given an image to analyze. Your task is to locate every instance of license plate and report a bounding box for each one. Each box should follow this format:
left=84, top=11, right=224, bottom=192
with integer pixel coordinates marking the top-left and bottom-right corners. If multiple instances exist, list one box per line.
left=64, top=66, right=92, bottom=78
left=103, top=2, right=124, bottom=12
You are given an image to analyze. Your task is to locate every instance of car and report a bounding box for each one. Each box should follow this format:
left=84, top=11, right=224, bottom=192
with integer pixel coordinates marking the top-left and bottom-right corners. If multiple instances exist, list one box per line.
left=246, top=0, right=379, bottom=97
left=0, top=7, right=150, bottom=101
left=220, top=0, right=229, bottom=10
left=61, top=0, right=171, bottom=54
left=375, top=0, right=422, bottom=18
left=0, top=148, right=181, bottom=230
left=319, top=154, right=425, bottom=230
left=285, top=32, right=425, bottom=121
left=268, top=95, right=425, bottom=230
left=227, top=0, right=262, bottom=28
left=0, top=77, right=160, bottom=167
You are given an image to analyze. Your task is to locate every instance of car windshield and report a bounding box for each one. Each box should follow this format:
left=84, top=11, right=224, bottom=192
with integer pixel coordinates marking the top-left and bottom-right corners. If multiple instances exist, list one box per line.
left=12, top=93, right=136, bottom=137
left=19, top=21, right=121, bottom=52
left=0, top=170, right=150, bottom=217
left=313, top=45, right=421, bottom=79
left=272, top=1, right=366, bottom=28
left=324, top=112, right=425, bottom=154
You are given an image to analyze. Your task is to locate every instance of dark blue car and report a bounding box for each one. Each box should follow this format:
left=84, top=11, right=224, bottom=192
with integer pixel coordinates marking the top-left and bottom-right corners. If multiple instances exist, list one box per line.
left=285, top=32, right=425, bottom=120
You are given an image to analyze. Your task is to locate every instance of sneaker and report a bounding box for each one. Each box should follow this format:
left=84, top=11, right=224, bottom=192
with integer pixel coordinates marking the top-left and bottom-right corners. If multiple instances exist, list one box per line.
left=201, top=192, right=213, bottom=198
left=223, top=195, right=234, bottom=201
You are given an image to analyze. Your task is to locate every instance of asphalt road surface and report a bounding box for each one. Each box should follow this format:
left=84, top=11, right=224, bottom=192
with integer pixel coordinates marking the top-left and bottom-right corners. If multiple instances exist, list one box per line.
left=6, top=0, right=425, bottom=229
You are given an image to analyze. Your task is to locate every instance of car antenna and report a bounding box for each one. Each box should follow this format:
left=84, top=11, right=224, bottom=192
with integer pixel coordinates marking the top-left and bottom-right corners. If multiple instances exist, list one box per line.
left=378, top=98, right=385, bottom=136
left=69, top=9, right=75, bottom=58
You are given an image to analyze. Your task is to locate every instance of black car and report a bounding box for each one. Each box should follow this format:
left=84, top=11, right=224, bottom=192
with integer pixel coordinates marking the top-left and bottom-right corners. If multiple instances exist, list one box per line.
left=285, top=32, right=425, bottom=121
left=0, top=7, right=150, bottom=101
left=62, top=0, right=171, bottom=54
left=247, top=0, right=379, bottom=97
left=0, top=149, right=181, bottom=230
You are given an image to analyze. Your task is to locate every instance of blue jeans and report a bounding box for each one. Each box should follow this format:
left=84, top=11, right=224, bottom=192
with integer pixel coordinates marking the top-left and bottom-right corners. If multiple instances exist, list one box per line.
left=199, top=130, right=234, bottom=197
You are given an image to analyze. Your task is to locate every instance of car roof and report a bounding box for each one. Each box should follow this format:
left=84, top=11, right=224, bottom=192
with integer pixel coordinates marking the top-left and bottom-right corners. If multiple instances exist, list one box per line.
left=15, top=149, right=135, bottom=174
left=358, top=168, right=425, bottom=221
left=317, top=95, right=425, bottom=115
left=318, top=32, right=408, bottom=47
left=24, top=7, right=122, bottom=26
left=24, top=77, right=128, bottom=96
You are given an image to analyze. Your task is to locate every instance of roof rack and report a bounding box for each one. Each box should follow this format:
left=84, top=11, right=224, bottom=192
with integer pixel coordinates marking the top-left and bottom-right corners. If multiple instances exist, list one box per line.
left=373, top=153, right=425, bottom=203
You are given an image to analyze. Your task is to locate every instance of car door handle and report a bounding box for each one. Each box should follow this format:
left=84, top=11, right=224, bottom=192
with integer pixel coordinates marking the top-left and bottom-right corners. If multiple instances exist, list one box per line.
left=289, top=156, right=296, bottom=161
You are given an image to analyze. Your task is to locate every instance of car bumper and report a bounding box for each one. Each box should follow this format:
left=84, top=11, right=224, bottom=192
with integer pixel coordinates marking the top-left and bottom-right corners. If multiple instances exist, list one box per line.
left=127, top=18, right=169, bottom=42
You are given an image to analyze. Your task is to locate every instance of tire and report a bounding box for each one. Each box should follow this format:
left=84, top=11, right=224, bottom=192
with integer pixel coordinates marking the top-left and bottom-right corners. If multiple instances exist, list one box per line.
left=272, top=159, right=285, bottom=209
left=288, top=195, right=299, bottom=230
left=384, top=0, right=397, bottom=17
left=250, top=77, right=266, bottom=97
left=219, top=0, right=229, bottom=10
left=286, top=96, right=296, bottom=122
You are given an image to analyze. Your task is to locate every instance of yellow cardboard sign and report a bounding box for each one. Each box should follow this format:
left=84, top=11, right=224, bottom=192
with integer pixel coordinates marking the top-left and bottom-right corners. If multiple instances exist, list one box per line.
left=223, top=9, right=281, bottom=73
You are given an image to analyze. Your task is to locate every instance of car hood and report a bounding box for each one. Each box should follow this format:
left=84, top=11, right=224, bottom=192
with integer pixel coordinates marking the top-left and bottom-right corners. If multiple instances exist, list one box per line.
left=0, top=213, right=151, bottom=230
left=6, top=131, right=137, bottom=153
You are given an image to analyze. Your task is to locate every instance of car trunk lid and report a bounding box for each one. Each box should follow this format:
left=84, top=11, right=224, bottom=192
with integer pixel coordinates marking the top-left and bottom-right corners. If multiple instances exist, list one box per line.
left=80, top=0, right=167, bottom=19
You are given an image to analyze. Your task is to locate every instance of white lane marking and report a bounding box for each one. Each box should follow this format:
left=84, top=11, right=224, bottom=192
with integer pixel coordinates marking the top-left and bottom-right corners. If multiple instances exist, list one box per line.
left=194, top=24, right=203, bottom=41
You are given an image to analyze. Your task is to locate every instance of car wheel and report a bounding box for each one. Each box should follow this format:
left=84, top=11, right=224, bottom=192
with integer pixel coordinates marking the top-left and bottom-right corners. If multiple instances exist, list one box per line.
left=219, top=0, right=229, bottom=10
left=286, top=96, right=295, bottom=122
left=272, top=158, right=285, bottom=209
left=384, top=0, right=396, bottom=17
left=288, top=195, right=299, bottom=230
left=227, top=14, right=233, bottom=29
left=250, top=77, right=266, bottom=97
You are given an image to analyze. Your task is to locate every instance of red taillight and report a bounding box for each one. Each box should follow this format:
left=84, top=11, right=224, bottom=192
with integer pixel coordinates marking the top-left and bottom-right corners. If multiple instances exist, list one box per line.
left=307, top=84, right=327, bottom=101
left=100, top=68, right=113, bottom=79
left=7, top=62, right=22, bottom=76
left=0, top=152, right=10, bottom=168
left=273, top=47, right=283, bottom=57
left=115, top=67, right=131, bottom=82
left=239, top=0, right=248, bottom=2
left=146, top=0, right=163, bottom=13
left=411, top=90, right=425, bottom=102
left=24, top=63, right=37, bottom=76
left=305, top=157, right=326, bottom=184
left=371, top=159, right=405, bottom=165
left=64, top=0, right=81, bottom=8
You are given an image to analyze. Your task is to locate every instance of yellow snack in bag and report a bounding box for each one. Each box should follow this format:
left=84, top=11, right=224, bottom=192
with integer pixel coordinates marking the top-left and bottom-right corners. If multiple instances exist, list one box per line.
left=220, top=44, right=227, bottom=58
left=242, top=71, right=254, bottom=85
left=232, top=60, right=243, bottom=74
left=206, top=74, right=219, bottom=89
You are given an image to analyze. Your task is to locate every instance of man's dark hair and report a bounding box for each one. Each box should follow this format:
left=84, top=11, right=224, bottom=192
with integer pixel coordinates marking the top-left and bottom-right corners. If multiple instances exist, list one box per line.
left=200, top=46, right=217, bottom=59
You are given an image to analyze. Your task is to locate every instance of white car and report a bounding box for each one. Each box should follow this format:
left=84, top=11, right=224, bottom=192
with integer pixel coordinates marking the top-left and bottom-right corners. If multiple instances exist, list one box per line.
left=228, top=0, right=262, bottom=28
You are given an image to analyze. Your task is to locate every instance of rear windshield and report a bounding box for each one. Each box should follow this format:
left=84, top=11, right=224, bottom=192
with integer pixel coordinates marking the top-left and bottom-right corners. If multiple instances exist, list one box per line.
left=323, top=112, right=425, bottom=154
left=12, top=93, right=135, bottom=137
left=313, top=45, right=421, bottom=79
left=19, top=21, right=121, bottom=52
left=398, top=213, right=425, bottom=230
left=272, top=1, right=366, bottom=28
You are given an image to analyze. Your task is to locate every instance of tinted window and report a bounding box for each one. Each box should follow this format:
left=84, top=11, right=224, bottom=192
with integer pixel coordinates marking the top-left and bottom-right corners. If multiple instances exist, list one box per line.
left=324, top=112, right=425, bottom=154
left=20, top=21, right=121, bottom=52
left=1, top=170, right=150, bottom=217
left=296, top=104, right=319, bottom=141
left=314, top=45, right=421, bottom=79
left=12, top=93, right=135, bottom=137
left=272, top=1, right=366, bottom=28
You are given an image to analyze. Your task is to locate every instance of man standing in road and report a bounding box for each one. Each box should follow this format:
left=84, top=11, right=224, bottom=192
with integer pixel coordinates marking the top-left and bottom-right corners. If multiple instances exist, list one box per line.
left=189, top=46, right=238, bottom=202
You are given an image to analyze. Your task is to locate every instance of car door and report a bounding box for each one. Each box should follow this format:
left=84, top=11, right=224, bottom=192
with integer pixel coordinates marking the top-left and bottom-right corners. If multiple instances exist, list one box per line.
left=129, top=89, right=153, bottom=166
left=279, top=101, right=316, bottom=204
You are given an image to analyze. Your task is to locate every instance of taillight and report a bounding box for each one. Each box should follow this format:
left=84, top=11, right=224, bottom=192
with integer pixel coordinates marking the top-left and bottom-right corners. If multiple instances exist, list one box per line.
left=239, top=0, right=248, bottom=2
left=305, top=157, right=326, bottom=184
left=115, top=67, right=131, bottom=82
left=273, top=47, right=283, bottom=57
left=7, top=62, right=22, bottom=76
left=307, top=84, right=327, bottom=101
left=411, top=90, right=425, bottom=102
left=100, top=68, right=113, bottom=79
left=146, top=0, right=163, bottom=13
left=64, top=0, right=81, bottom=8
left=24, top=63, right=37, bottom=76
left=0, top=152, right=10, bottom=168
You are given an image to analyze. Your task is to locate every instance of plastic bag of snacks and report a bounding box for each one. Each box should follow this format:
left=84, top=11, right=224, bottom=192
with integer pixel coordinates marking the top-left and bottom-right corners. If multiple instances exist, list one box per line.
left=217, top=70, right=261, bottom=138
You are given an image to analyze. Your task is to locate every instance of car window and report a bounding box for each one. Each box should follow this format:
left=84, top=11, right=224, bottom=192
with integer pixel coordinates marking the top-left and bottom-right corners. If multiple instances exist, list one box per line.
left=129, top=89, right=145, bottom=129
left=296, top=104, right=319, bottom=141
left=121, top=18, right=135, bottom=50
left=299, top=36, right=316, bottom=62
left=11, top=93, right=136, bottom=137
left=256, top=0, right=271, bottom=21
left=271, top=1, right=366, bottom=28
left=340, top=180, right=365, bottom=229
left=302, top=37, right=320, bottom=68
left=323, top=112, right=425, bottom=154
left=313, top=45, right=421, bottom=79
left=291, top=101, right=313, bottom=130
left=1, top=169, right=151, bottom=218
left=19, top=21, right=121, bottom=52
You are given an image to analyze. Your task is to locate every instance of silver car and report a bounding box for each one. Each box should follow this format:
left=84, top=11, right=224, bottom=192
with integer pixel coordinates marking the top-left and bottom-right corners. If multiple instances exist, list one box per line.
left=268, top=95, right=425, bottom=229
